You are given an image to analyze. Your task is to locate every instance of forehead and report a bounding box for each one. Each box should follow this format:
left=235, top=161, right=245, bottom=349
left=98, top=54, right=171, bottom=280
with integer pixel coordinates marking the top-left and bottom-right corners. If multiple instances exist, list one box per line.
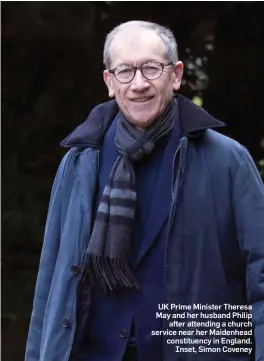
left=109, top=27, right=166, bottom=67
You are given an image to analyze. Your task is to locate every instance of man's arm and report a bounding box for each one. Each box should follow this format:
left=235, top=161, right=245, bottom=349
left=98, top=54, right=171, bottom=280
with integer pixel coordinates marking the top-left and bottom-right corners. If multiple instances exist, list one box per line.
left=232, top=146, right=264, bottom=361
left=25, top=148, right=77, bottom=361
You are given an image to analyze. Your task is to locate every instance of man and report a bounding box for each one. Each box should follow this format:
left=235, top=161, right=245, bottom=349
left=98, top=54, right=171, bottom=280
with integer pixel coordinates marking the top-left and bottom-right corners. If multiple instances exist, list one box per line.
left=25, top=21, right=264, bottom=361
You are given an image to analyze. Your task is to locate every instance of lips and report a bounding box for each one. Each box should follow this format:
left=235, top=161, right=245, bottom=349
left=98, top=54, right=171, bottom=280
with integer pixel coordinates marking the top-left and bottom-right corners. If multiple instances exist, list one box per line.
left=131, top=96, right=154, bottom=103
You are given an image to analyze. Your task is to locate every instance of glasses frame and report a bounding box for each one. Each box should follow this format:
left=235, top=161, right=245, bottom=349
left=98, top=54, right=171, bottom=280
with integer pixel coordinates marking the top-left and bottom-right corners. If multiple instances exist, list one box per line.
left=108, top=61, right=174, bottom=84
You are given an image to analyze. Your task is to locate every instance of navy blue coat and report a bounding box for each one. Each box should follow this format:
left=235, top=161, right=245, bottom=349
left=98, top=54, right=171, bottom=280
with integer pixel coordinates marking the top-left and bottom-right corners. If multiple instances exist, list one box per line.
left=25, top=95, right=264, bottom=361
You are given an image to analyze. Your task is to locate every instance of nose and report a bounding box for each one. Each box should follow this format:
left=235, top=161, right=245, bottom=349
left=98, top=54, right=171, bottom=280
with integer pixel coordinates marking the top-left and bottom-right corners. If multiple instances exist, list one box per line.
left=130, top=69, right=150, bottom=91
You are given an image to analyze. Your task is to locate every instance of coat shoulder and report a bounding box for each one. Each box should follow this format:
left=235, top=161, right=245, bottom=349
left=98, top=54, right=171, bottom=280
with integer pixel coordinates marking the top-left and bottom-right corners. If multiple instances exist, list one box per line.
left=205, top=129, right=242, bottom=151
left=202, top=129, right=247, bottom=165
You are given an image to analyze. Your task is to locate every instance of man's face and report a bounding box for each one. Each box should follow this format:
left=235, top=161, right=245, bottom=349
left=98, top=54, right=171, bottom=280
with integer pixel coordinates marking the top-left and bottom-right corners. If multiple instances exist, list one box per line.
left=104, top=27, right=184, bottom=130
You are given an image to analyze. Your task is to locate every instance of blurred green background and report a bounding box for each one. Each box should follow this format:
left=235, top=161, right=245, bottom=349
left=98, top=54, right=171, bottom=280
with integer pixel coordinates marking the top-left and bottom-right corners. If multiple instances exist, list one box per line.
left=2, top=2, right=264, bottom=360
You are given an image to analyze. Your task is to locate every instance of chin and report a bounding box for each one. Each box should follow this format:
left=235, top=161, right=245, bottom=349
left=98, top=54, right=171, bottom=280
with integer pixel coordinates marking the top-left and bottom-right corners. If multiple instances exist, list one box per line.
left=128, top=112, right=157, bottom=128
left=130, top=117, right=155, bottom=129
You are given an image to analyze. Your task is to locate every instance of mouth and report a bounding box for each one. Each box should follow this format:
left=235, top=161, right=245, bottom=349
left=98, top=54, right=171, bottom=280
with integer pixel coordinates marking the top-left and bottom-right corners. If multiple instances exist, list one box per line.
left=130, top=96, right=154, bottom=103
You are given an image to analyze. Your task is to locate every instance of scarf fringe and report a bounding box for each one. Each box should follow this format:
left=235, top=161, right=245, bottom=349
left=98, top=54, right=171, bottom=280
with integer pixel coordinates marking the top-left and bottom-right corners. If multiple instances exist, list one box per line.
left=82, top=254, right=140, bottom=293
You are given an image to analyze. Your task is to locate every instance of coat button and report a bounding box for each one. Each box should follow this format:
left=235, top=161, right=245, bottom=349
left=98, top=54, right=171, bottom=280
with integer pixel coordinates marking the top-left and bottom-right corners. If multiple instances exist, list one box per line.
left=62, top=318, right=71, bottom=328
left=120, top=329, right=127, bottom=339
left=71, top=265, right=81, bottom=275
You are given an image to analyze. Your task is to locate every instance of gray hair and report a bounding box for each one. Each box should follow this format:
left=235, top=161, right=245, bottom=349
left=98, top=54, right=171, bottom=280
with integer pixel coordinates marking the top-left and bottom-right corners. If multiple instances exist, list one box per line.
left=103, top=20, right=178, bottom=69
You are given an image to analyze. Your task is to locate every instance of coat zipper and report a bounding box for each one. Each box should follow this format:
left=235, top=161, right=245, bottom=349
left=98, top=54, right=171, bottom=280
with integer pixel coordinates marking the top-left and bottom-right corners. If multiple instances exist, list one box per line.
left=167, top=137, right=188, bottom=238
left=164, top=136, right=188, bottom=298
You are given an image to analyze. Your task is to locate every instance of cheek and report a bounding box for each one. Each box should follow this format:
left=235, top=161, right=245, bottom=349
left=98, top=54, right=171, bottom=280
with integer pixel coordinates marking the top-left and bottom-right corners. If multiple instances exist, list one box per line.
left=164, top=85, right=174, bottom=101
left=158, top=87, right=172, bottom=106
left=156, top=81, right=173, bottom=101
left=117, top=88, right=128, bottom=104
left=116, top=87, right=123, bottom=98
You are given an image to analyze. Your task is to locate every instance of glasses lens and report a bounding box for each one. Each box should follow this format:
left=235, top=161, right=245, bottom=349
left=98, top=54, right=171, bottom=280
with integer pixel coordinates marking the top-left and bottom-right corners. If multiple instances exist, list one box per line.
left=142, top=62, right=162, bottom=79
left=115, top=66, right=134, bottom=82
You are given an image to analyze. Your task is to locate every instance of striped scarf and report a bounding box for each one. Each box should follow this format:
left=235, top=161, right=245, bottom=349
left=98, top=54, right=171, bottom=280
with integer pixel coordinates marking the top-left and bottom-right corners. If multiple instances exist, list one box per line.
left=83, top=99, right=177, bottom=292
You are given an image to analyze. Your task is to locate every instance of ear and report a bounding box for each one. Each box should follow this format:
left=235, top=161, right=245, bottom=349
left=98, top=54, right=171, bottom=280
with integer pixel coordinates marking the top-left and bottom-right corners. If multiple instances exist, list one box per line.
left=172, top=61, right=184, bottom=92
left=103, top=70, right=115, bottom=98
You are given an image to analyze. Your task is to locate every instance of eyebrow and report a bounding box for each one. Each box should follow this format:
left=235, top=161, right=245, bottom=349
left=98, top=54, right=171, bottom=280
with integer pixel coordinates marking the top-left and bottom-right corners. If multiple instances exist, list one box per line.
left=115, top=59, right=161, bottom=67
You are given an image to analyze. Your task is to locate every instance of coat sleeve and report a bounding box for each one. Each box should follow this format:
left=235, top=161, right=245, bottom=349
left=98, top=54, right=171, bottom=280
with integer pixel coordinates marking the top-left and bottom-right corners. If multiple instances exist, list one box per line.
left=232, top=146, right=264, bottom=361
left=24, top=148, right=77, bottom=361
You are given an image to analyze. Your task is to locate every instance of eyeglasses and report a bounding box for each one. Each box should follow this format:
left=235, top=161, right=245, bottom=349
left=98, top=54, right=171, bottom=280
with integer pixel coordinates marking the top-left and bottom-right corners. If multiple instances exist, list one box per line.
left=108, top=61, right=174, bottom=84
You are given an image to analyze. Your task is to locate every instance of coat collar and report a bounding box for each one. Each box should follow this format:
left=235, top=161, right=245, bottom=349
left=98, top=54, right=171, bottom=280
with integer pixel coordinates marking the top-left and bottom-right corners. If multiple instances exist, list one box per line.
left=60, top=94, right=225, bottom=148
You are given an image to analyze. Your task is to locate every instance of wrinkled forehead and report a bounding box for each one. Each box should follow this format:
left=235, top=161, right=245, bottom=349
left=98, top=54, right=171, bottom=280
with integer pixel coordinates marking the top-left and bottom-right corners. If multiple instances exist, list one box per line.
left=109, top=27, right=167, bottom=68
